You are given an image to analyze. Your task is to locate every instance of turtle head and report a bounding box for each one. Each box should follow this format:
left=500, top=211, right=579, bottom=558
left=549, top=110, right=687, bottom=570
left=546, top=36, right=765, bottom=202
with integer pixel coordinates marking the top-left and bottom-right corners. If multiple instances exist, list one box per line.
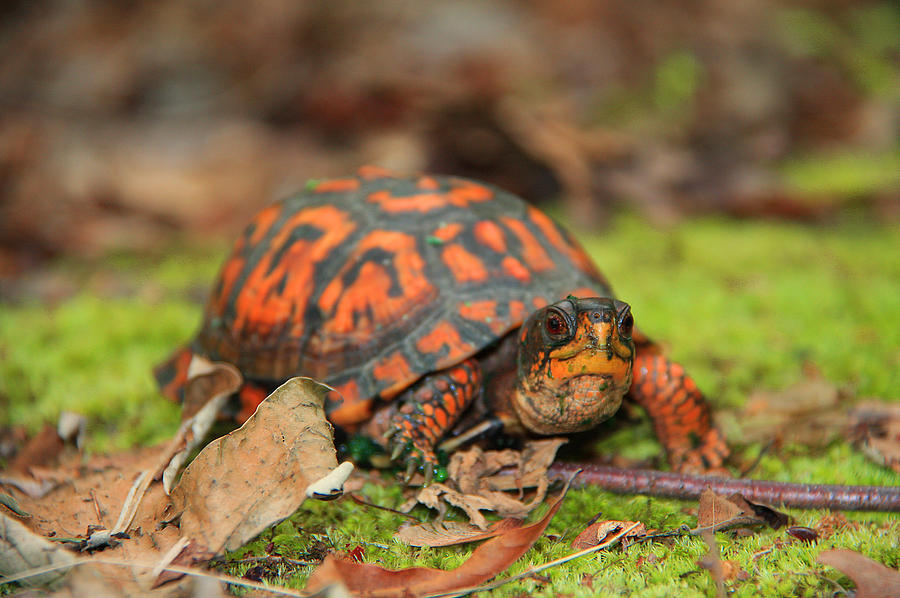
left=512, top=296, right=634, bottom=435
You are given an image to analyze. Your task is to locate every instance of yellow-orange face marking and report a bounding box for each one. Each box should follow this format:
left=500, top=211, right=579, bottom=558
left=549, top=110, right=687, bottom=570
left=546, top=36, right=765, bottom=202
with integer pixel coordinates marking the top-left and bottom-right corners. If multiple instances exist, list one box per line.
left=416, top=321, right=475, bottom=363
left=501, top=216, right=554, bottom=272
left=372, top=351, right=416, bottom=399
left=442, top=243, right=489, bottom=283
left=473, top=220, right=507, bottom=253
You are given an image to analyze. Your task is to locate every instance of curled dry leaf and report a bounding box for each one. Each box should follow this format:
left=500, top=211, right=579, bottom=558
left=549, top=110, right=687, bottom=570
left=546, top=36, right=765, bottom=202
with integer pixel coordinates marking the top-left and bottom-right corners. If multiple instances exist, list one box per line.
left=161, top=356, right=242, bottom=494
left=405, top=439, right=566, bottom=529
left=395, top=517, right=522, bottom=548
left=170, top=377, right=353, bottom=562
left=818, top=549, right=900, bottom=598
left=696, top=488, right=789, bottom=532
left=572, top=519, right=646, bottom=550
left=307, top=482, right=570, bottom=597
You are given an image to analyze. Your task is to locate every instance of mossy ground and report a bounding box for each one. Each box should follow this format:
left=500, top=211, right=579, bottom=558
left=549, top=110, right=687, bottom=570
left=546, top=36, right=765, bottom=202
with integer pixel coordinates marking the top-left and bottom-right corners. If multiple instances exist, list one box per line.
left=2, top=213, right=898, bottom=596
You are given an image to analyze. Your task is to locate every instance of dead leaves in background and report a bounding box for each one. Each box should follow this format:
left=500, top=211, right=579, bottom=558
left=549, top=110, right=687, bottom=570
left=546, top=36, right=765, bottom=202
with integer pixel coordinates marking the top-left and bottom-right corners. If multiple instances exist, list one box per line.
left=735, top=375, right=849, bottom=448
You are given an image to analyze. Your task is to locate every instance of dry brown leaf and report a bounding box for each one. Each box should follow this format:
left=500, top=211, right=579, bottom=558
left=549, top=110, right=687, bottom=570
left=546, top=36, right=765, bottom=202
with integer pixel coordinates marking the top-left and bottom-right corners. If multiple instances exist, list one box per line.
left=306, top=485, right=569, bottom=597
left=170, top=377, right=352, bottom=562
left=818, top=549, right=900, bottom=598
left=412, top=483, right=496, bottom=530
left=407, top=439, right=566, bottom=528
left=161, top=357, right=242, bottom=494
left=394, top=518, right=521, bottom=547
left=850, top=402, right=900, bottom=474
left=571, top=519, right=646, bottom=550
left=697, top=488, right=788, bottom=532
left=0, top=511, right=77, bottom=587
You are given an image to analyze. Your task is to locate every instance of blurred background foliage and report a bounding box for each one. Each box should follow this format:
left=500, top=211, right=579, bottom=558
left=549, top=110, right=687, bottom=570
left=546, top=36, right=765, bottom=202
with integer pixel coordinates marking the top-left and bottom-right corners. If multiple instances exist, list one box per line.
left=1, top=0, right=898, bottom=273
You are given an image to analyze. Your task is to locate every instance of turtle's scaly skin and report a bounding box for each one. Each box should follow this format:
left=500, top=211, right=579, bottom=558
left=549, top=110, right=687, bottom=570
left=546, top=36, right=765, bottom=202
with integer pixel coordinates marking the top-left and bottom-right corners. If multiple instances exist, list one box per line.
left=157, top=166, right=728, bottom=474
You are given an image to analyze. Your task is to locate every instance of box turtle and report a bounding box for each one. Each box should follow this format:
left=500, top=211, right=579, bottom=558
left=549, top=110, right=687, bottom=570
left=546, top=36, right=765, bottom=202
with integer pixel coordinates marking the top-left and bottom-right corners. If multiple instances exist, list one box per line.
left=156, top=166, right=728, bottom=481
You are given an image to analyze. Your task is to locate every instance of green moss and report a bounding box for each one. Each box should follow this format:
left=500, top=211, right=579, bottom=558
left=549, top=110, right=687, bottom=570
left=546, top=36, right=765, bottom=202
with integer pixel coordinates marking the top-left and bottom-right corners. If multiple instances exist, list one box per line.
left=781, top=150, right=900, bottom=198
left=2, top=216, right=899, bottom=595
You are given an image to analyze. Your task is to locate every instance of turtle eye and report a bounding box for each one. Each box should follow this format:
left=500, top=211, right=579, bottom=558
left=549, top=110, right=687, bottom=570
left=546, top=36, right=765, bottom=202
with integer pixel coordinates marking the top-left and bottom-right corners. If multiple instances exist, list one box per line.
left=544, top=310, right=568, bottom=339
left=617, top=309, right=634, bottom=339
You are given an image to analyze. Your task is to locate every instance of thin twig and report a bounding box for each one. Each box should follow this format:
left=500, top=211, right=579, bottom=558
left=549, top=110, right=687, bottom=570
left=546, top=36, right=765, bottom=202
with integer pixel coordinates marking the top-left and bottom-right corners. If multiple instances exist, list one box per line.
left=348, top=493, right=421, bottom=521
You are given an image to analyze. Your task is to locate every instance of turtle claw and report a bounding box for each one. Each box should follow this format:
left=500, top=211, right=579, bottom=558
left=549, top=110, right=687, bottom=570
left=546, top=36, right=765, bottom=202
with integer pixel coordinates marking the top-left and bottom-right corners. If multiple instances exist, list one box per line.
left=423, top=462, right=434, bottom=486
left=404, top=459, right=418, bottom=483
left=391, top=441, right=406, bottom=461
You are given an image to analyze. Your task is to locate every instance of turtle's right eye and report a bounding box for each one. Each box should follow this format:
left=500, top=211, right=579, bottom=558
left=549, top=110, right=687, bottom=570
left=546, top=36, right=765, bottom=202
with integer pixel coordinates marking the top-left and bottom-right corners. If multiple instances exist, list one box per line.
left=544, top=309, right=569, bottom=341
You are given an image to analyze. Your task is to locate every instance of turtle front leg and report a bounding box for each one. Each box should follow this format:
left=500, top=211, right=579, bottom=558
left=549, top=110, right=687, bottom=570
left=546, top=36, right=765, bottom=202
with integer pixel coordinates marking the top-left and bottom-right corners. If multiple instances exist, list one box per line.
left=366, top=358, right=482, bottom=482
left=628, top=347, right=729, bottom=474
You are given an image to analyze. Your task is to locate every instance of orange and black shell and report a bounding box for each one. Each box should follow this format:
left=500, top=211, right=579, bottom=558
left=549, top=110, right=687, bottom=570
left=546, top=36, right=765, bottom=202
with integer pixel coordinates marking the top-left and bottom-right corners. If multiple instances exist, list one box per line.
left=193, top=167, right=612, bottom=424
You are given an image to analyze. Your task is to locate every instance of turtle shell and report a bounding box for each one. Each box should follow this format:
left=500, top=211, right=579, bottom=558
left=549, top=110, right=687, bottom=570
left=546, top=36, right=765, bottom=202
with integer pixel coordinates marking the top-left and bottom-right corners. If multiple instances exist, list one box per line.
left=192, top=166, right=612, bottom=423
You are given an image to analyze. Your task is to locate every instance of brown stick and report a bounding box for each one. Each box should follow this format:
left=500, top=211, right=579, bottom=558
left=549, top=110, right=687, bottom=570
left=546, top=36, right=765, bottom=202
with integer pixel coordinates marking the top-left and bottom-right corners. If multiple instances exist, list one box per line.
left=548, top=462, right=900, bottom=511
